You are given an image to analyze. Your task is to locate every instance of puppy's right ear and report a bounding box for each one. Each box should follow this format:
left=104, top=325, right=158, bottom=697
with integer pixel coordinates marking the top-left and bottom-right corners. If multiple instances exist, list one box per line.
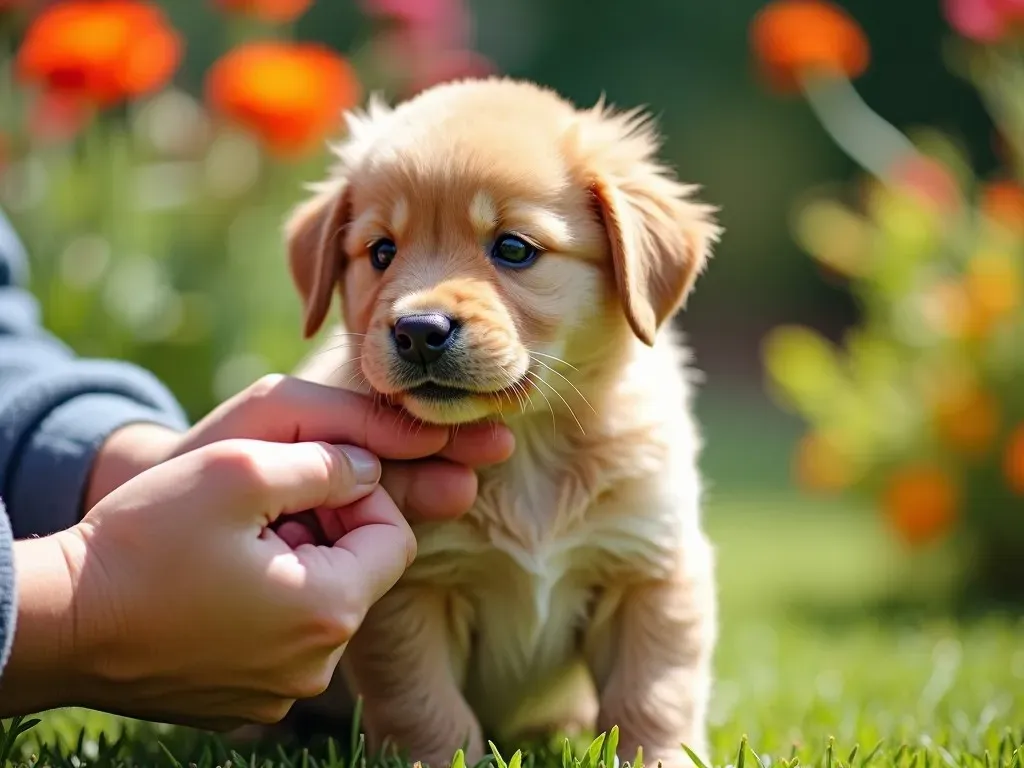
left=285, top=179, right=352, bottom=339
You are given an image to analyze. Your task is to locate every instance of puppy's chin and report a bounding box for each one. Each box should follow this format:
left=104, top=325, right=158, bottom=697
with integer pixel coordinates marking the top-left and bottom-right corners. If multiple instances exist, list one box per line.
left=395, top=389, right=501, bottom=425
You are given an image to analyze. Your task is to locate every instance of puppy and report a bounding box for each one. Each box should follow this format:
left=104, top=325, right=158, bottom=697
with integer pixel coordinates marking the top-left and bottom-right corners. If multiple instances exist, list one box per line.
left=286, top=77, right=721, bottom=768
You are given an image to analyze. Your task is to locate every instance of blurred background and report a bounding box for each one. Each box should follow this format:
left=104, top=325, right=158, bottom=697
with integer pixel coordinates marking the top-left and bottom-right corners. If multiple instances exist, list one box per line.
left=4, top=3, right=1024, bottom=737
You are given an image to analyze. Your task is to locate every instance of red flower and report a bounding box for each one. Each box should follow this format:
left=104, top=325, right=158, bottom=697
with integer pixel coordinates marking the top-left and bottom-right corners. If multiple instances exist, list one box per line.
left=205, top=42, right=360, bottom=156
left=16, top=1, right=183, bottom=108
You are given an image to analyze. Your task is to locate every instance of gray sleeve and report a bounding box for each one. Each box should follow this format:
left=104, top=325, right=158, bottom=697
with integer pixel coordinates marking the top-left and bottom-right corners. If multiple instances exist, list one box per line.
left=0, top=211, right=190, bottom=538
left=0, top=501, right=15, bottom=680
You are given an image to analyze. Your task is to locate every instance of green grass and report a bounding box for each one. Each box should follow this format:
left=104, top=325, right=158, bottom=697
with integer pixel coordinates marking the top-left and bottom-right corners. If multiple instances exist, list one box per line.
left=6, top=490, right=1024, bottom=768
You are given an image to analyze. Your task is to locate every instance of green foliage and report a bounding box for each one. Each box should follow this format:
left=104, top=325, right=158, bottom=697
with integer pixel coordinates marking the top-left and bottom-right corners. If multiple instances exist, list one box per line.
left=760, top=15, right=1024, bottom=600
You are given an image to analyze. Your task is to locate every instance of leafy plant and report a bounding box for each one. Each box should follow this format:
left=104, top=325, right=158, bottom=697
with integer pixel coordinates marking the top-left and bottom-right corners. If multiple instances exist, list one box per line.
left=752, top=0, right=1024, bottom=602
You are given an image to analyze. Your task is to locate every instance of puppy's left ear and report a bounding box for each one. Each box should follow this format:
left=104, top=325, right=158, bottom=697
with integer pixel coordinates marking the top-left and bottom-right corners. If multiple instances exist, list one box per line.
left=285, top=178, right=352, bottom=339
left=577, top=103, right=721, bottom=346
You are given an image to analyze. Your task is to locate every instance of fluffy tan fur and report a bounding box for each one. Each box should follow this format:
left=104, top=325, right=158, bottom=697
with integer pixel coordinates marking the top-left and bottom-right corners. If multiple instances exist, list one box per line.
left=286, top=77, right=722, bottom=768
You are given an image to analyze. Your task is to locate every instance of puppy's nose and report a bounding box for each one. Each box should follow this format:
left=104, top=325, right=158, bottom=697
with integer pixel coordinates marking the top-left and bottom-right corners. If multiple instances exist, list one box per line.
left=393, top=313, right=457, bottom=365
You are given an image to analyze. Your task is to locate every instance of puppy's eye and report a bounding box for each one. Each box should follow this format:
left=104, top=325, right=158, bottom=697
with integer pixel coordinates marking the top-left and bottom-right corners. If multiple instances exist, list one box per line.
left=369, top=239, right=397, bottom=270
left=491, top=234, right=539, bottom=269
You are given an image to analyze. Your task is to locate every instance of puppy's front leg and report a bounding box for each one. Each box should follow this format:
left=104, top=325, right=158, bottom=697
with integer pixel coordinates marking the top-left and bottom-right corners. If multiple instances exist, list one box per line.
left=342, top=586, right=482, bottom=768
left=585, top=533, right=717, bottom=768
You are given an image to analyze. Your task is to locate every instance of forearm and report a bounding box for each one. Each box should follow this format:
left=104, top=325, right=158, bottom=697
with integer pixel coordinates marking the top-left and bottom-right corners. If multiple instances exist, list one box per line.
left=0, top=532, right=82, bottom=716
left=0, top=210, right=189, bottom=534
left=84, top=422, right=181, bottom=510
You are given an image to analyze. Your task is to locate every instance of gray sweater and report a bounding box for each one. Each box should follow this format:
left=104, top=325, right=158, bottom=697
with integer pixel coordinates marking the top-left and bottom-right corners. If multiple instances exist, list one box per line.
left=0, top=210, right=189, bottom=680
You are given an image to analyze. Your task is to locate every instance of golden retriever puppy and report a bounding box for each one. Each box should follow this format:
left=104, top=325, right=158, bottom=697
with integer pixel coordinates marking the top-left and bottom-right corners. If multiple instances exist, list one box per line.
left=286, top=77, right=721, bottom=768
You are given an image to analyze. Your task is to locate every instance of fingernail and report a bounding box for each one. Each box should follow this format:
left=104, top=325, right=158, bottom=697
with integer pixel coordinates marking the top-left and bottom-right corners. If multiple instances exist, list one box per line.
left=340, top=445, right=381, bottom=486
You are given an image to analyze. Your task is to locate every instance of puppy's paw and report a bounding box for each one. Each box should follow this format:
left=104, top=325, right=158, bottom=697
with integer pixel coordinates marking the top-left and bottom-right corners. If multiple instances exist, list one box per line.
left=641, top=743, right=711, bottom=768
left=413, top=742, right=485, bottom=768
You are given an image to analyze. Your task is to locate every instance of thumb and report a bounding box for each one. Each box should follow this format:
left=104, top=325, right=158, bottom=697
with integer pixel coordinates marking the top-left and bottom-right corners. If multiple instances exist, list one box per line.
left=197, top=439, right=382, bottom=525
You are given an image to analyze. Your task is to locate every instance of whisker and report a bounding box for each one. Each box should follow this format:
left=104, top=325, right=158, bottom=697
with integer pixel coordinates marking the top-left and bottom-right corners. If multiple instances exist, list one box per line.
left=525, top=370, right=557, bottom=440
left=498, top=364, right=529, bottom=414
left=529, top=350, right=580, bottom=373
left=528, top=370, right=586, bottom=437
left=310, top=342, right=364, bottom=358
left=530, top=356, right=597, bottom=415
left=339, top=366, right=369, bottom=391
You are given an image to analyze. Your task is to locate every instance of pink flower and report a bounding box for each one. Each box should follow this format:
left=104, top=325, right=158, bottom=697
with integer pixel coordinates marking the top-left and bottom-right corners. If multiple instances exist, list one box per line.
left=889, top=154, right=962, bottom=216
left=359, top=0, right=450, bottom=25
left=405, top=49, right=495, bottom=96
left=941, top=0, right=1024, bottom=40
left=362, top=0, right=469, bottom=51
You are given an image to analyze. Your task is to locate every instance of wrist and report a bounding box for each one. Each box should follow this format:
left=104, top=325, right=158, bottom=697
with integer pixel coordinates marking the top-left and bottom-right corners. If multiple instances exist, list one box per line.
left=0, top=531, right=86, bottom=715
left=84, top=423, right=181, bottom=510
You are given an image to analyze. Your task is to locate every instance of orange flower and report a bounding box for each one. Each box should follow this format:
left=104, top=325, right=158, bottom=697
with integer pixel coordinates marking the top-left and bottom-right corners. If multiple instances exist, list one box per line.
left=1004, top=423, right=1024, bottom=496
left=933, top=384, right=999, bottom=457
left=213, top=0, right=312, bottom=23
left=981, top=180, right=1024, bottom=237
left=205, top=42, right=360, bottom=156
left=881, top=464, right=958, bottom=547
left=16, top=1, right=182, bottom=108
left=750, top=0, right=870, bottom=92
left=964, top=250, right=1021, bottom=332
left=793, top=431, right=854, bottom=494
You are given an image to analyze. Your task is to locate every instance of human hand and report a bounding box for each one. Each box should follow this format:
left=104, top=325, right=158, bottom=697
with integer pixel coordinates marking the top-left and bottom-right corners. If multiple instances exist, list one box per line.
left=1, top=437, right=417, bottom=728
left=85, top=374, right=515, bottom=518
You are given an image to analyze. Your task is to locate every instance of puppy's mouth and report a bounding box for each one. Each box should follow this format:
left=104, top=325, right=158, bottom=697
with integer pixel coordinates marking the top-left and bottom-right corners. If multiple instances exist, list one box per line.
left=402, top=376, right=532, bottom=403
left=382, top=373, right=534, bottom=425
left=407, top=382, right=476, bottom=402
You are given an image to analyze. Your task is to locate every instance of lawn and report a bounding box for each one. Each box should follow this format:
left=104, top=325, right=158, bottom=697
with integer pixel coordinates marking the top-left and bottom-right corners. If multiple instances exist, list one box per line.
left=7, top=489, right=1024, bottom=768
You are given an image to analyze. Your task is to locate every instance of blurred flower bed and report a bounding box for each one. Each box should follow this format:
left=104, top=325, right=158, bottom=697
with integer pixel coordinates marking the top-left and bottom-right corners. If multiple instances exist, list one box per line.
left=0, top=0, right=492, bottom=418
left=754, top=0, right=1024, bottom=601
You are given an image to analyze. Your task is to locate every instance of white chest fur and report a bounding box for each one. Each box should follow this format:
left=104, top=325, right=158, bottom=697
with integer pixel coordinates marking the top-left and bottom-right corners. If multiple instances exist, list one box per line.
left=405, top=407, right=700, bottom=732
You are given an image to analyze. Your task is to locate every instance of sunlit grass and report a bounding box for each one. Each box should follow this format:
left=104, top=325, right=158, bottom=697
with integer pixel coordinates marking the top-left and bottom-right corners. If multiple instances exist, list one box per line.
left=7, top=490, right=1024, bottom=768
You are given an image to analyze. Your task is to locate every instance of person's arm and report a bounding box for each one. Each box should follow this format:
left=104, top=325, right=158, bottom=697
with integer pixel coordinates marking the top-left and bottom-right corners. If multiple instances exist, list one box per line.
left=0, top=503, right=14, bottom=680
left=0, top=209, right=190, bottom=541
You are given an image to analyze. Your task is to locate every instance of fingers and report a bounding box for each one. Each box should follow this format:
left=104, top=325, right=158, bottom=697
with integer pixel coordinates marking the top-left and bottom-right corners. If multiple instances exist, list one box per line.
left=276, top=520, right=318, bottom=549
left=435, top=422, right=516, bottom=467
left=277, top=458, right=477, bottom=547
left=305, top=487, right=416, bottom=610
left=379, top=460, right=479, bottom=522
left=184, top=374, right=516, bottom=465
left=196, top=440, right=381, bottom=525
left=192, top=375, right=452, bottom=460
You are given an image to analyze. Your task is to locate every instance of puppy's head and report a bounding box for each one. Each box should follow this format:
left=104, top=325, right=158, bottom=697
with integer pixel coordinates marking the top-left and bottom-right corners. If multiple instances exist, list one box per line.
left=286, top=78, right=720, bottom=425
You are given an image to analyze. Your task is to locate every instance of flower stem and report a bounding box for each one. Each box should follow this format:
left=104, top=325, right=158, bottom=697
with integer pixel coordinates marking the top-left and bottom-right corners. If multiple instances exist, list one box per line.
left=799, top=72, right=920, bottom=183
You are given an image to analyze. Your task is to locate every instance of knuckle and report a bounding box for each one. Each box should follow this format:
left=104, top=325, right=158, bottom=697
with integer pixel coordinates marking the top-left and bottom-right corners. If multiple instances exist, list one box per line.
left=315, top=603, right=362, bottom=647
left=287, top=671, right=333, bottom=701
left=251, top=699, right=294, bottom=725
left=201, top=442, right=267, bottom=489
left=245, top=373, right=290, bottom=408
